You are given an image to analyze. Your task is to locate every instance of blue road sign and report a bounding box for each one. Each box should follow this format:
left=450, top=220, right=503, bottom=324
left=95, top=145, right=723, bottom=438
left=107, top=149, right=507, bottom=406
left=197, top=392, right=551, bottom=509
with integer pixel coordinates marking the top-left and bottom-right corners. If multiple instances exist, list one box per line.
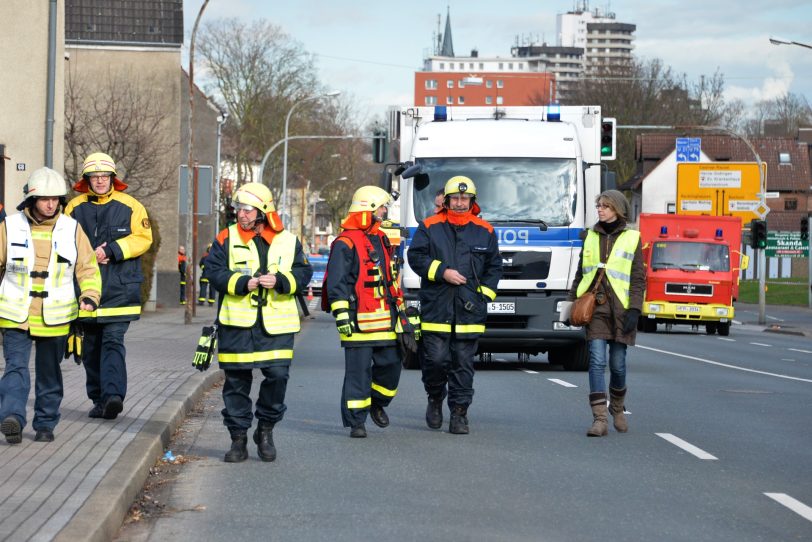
left=676, top=137, right=701, bottom=162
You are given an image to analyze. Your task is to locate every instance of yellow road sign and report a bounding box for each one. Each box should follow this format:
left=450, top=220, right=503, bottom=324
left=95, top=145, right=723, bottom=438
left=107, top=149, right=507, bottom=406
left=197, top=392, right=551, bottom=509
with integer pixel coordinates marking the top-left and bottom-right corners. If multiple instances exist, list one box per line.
left=676, top=162, right=768, bottom=221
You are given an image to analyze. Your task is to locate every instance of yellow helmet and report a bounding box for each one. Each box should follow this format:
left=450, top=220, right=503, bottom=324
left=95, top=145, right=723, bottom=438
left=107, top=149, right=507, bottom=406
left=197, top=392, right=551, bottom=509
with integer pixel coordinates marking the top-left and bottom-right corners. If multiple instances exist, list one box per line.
left=348, top=186, right=392, bottom=213
left=233, top=182, right=275, bottom=213
left=443, top=176, right=476, bottom=197
left=82, top=152, right=117, bottom=176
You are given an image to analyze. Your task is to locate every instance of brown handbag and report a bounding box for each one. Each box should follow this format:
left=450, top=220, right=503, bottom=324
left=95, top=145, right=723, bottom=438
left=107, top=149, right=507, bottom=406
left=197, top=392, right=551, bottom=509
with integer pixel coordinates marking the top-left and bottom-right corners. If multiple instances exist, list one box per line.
left=570, top=268, right=605, bottom=326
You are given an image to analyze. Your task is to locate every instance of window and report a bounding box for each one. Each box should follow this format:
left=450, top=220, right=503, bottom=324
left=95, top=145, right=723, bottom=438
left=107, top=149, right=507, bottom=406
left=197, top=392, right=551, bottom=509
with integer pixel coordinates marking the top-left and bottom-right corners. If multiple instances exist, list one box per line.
left=508, top=63, right=514, bottom=70
left=496, top=80, right=504, bottom=88
left=458, top=80, right=465, bottom=88
left=485, top=96, right=493, bottom=104
left=458, top=62, right=464, bottom=69
left=425, top=96, right=437, bottom=105
left=486, top=80, right=493, bottom=88
left=446, top=96, right=454, bottom=105
left=439, top=62, right=445, bottom=69
left=518, top=63, right=524, bottom=70
left=479, top=63, right=484, bottom=70
left=458, top=96, right=465, bottom=104
left=779, top=152, right=792, bottom=165
left=496, top=96, right=504, bottom=105
left=785, top=199, right=798, bottom=210
left=425, top=79, right=438, bottom=90
left=447, top=80, right=454, bottom=88
left=469, top=63, right=474, bottom=69
left=498, top=62, right=504, bottom=70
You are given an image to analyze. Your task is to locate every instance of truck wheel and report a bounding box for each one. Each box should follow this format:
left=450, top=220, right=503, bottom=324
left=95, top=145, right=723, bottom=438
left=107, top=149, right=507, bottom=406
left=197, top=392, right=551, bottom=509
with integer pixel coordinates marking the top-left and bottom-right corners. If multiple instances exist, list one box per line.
left=705, top=323, right=718, bottom=335
left=402, top=350, right=420, bottom=370
left=642, top=318, right=657, bottom=333
left=561, top=341, right=589, bottom=372
left=717, top=322, right=730, bottom=336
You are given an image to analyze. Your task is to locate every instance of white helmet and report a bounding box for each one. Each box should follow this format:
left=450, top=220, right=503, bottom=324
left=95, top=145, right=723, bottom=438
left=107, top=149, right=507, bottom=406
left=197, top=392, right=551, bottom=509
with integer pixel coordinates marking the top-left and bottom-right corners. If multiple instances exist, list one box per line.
left=18, top=167, right=68, bottom=210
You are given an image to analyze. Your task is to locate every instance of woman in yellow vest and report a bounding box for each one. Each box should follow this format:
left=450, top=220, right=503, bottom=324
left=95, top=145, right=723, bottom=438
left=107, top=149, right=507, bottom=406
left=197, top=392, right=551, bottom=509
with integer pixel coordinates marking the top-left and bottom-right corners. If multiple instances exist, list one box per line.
left=569, top=190, right=645, bottom=437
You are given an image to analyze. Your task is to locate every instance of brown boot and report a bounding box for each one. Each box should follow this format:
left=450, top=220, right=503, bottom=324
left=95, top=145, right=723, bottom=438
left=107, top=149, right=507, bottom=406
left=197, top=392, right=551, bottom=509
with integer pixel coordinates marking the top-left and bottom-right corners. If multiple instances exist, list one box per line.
left=609, top=387, right=628, bottom=433
left=587, top=393, right=608, bottom=437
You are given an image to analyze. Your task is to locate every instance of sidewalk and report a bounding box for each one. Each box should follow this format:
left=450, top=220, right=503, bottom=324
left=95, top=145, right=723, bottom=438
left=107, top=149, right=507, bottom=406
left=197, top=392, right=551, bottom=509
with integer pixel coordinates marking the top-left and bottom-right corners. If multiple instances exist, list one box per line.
left=0, top=306, right=221, bottom=542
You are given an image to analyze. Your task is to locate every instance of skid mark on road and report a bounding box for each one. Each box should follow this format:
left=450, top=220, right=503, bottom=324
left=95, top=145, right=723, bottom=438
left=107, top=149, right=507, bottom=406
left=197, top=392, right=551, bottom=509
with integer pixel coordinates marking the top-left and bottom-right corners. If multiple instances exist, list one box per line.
left=656, top=433, right=718, bottom=460
left=637, top=345, right=812, bottom=383
left=765, top=493, right=812, bottom=522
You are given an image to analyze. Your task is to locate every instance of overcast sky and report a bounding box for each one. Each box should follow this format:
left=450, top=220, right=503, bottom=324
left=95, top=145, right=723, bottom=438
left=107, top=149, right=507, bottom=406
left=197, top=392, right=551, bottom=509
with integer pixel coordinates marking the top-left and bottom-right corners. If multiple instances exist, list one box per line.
left=183, top=0, right=812, bottom=117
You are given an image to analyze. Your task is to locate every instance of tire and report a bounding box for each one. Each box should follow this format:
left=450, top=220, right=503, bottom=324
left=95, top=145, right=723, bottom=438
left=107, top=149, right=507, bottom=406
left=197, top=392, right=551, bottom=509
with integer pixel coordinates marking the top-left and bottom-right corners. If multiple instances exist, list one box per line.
left=717, top=322, right=730, bottom=336
left=705, top=323, right=718, bottom=335
left=561, top=341, right=589, bottom=371
left=642, top=318, right=657, bottom=333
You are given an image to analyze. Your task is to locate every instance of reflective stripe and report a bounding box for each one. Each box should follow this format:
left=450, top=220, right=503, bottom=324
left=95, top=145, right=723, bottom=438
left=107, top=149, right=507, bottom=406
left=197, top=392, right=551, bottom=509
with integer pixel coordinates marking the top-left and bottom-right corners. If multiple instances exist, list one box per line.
left=281, top=270, right=297, bottom=294
left=356, top=306, right=392, bottom=332
left=342, top=330, right=397, bottom=342
left=218, top=349, right=294, bottom=363
left=371, top=382, right=397, bottom=397
left=347, top=398, right=372, bottom=409
left=479, top=285, right=497, bottom=301
left=332, top=300, right=350, bottom=312
left=227, top=272, right=242, bottom=295
left=27, top=314, right=69, bottom=337
left=428, top=260, right=442, bottom=281
left=79, top=305, right=141, bottom=318
left=455, top=323, right=485, bottom=334
left=423, top=322, right=452, bottom=333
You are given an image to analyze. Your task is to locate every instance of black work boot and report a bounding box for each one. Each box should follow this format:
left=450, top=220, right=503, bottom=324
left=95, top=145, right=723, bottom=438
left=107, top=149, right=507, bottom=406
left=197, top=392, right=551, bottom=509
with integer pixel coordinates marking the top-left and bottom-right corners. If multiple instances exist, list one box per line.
left=369, top=404, right=389, bottom=428
left=252, top=421, right=277, bottom=462
left=88, top=403, right=104, bottom=418
left=350, top=424, right=367, bottom=438
left=426, top=395, right=443, bottom=429
left=224, top=433, right=249, bottom=463
left=102, top=395, right=124, bottom=420
left=449, top=406, right=469, bottom=435
left=34, top=429, right=55, bottom=442
left=1, top=416, right=22, bottom=445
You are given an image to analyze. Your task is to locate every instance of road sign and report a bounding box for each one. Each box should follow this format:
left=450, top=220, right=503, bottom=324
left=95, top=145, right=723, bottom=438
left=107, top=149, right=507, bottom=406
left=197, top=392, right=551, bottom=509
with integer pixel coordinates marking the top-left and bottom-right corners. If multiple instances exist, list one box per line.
left=179, top=165, right=214, bottom=215
left=676, top=162, right=768, bottom=221
left=766, top=231, right=808, bottom=258
left=676, top=137, right=701, bottom=162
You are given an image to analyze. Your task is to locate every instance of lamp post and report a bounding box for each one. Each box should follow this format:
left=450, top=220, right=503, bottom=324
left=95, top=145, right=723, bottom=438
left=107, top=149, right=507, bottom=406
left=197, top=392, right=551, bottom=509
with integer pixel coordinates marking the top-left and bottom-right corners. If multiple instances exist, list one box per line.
left=214, top=111, right=228, bottom=233
left=769, top=37, right=812, bottom=50
left=281, top=90, right=341, bottom=221
left=313, top=176, right=347, bottom=251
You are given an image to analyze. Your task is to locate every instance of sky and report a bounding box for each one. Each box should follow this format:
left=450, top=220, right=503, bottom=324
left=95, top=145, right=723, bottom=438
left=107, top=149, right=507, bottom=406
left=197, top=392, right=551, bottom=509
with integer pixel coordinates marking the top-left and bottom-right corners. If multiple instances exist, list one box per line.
left=183, top=0, right=812, bottom=118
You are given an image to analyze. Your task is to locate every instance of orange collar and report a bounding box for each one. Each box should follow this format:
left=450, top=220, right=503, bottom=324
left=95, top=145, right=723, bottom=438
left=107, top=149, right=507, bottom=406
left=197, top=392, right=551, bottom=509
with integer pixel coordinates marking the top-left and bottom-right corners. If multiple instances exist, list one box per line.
left=341, top=211, right=379, bottom=233
left=235, top=212, right=284, bottom=244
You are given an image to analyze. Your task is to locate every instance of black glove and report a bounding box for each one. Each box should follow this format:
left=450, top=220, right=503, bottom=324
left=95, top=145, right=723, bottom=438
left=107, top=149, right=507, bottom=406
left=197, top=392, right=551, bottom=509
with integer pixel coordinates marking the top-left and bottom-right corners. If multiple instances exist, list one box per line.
left=623, top=309, right=640, bottom=334
left=335, top=310, right=354, bottom=337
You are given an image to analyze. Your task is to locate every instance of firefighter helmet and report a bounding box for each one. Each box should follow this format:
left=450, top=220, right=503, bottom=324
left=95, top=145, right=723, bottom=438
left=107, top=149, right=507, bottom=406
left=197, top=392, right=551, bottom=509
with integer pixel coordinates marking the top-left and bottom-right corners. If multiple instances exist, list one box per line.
left=348, top=186, right=392, bottom=213
left=443, top=176, right=476, bottom=197
left=82, top=152, right=117, bottom=176
left=24, top=167, right=68, bottom=198
left=233, top=182, right=275, bottom=214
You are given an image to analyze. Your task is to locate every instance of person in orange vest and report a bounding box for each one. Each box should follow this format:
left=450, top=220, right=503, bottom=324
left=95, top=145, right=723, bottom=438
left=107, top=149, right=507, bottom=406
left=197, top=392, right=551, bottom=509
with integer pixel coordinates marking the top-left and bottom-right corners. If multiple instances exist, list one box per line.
left=198, top=243, right=215, bottom=305
left=178, top=246, right=188, bottom=304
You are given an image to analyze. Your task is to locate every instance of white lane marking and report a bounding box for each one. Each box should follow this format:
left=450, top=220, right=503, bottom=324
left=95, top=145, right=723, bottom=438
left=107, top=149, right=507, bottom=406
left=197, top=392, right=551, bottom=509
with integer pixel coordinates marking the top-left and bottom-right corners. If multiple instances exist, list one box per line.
left=788, top=348, right=812, bottom=354
left=781, top=359, right=796, bottom=362
left=656, top=433, right=718, bottom=460
left=764, top=493, right=812, bottom=522
left=732, top=319, right=742, bottom=325
left=548, top=378, right=577, bottom=388
left=750, top=342, right=772, bottom=347
left=521, top=369, right=539, bottom=374
left=636, top=345, right=812, bottom=383
left=717, top=337, right=735, bottom=342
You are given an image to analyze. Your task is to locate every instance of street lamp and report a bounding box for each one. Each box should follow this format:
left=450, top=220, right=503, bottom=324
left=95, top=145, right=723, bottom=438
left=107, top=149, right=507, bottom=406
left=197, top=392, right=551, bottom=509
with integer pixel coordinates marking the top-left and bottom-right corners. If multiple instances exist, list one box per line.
left=214, top=110, right=228, bottom=233
left=281, top=90, right=341, bottom=221
left=769, top=37, right=812, bottom=50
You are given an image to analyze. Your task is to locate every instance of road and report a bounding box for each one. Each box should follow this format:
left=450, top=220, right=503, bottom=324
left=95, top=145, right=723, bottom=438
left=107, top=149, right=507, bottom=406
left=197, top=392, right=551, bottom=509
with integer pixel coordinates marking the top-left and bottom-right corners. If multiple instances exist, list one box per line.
left=116, top=309, right=812, bottom=542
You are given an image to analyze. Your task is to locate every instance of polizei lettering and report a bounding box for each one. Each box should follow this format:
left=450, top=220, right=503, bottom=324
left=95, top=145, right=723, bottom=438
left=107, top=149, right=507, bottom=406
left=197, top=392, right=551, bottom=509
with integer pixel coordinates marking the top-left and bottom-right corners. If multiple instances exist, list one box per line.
left=496, top=228, right=530, bottom=245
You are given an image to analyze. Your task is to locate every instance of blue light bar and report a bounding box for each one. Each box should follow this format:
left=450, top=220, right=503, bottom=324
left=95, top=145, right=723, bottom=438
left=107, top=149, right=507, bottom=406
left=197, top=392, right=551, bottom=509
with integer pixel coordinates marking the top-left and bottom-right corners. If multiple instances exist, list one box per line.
left=434, top=106, right=448, bottom=121
left=547, top=104, right=561, bottom=121
left=715, top=228, right=723, bottom=239
left=660, top=226, right=668, bottom=236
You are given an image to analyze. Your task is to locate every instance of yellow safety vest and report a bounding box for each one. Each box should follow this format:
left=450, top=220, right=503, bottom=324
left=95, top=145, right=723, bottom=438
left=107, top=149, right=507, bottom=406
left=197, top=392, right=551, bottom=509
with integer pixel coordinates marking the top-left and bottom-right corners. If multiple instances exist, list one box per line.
left=0, top=213, right=80, bottom=326
left=577, top=228, right=640, bottom=308
left=218, top=225, right=300, bottom=335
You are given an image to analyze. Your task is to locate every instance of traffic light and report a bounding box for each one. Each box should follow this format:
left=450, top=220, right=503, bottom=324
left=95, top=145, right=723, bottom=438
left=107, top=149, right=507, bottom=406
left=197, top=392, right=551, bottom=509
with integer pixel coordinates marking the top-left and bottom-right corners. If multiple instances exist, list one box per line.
left=600, top=117, right=616, bottom=160
left=750, top=220, right=768, bottom=250
left=372, top=128, right=388, bottom=164
left=801, top=216, right=809, bottom=241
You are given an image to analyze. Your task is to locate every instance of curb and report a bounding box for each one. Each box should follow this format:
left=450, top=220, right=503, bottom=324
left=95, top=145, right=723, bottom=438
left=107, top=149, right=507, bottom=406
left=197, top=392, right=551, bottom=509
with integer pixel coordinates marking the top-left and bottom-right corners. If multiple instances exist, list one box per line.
left=53, top=369, right=223, bottom=542
left=763, top=327, right=809, bottom=337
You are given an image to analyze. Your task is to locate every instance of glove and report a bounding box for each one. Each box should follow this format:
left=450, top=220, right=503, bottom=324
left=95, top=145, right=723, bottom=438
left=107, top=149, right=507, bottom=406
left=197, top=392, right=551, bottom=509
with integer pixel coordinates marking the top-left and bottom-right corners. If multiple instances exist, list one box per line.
left=623, top=309, right=640, bottom=334
left=405, top=306, right=421, bottom=341
left=335, top=310, right=354, bottom=337
left=192, top=326, right=217, bottom=372
left=64, top=324, right=84, bottom=365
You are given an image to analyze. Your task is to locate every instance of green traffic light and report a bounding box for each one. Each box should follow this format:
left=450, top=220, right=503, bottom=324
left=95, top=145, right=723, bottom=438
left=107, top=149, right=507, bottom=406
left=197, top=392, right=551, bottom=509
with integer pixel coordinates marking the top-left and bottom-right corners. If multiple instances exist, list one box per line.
left=601, top=146, right=612, bottom=156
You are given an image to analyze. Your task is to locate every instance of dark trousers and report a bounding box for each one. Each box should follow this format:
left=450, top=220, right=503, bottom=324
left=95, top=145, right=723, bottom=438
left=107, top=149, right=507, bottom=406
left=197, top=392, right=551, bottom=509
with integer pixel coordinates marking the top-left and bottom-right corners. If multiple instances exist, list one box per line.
left=179, top=277, right=186, bottom=303
left=82, top=321, right=130, bottom=405
left=421, top=332, right=478, bottom=409
left=341, top=345, right=401, bottom=427
left=222, top=361, right=291, bottom=435
left=0, top=329, right=67, bottom=431
left=198, top=278, right=215, bottom=304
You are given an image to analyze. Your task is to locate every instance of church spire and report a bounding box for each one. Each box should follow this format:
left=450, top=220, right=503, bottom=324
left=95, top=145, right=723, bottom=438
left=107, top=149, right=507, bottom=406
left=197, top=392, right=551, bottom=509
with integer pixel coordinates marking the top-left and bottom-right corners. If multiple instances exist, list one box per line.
left=440, top=6, right=454, bottom=57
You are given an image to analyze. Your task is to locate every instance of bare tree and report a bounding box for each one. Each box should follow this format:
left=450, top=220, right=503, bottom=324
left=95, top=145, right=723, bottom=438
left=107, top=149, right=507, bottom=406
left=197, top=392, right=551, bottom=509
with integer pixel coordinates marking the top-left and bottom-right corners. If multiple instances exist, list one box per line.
left=64, top=67, right=176, bottom=200
left=742, top=92, right=812, bottom=137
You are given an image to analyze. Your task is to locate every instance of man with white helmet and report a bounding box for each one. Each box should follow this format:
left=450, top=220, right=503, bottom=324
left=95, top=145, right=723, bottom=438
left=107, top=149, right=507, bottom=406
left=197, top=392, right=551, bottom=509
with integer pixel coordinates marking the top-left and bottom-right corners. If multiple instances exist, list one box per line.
left=65, top=152, right=153, bottom=421
left=407, top=176, right=502, bottom=435
left=203, top=182, right=312, bottom=462
left=324, top=185, right=408, bottom=438
left=0, top=168, right=101, bottom=444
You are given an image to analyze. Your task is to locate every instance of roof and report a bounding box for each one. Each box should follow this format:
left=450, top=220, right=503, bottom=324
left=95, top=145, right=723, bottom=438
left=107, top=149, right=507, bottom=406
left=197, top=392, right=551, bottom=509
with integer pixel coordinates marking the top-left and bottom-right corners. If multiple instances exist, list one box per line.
left=65, top=0, right=183, bottom=47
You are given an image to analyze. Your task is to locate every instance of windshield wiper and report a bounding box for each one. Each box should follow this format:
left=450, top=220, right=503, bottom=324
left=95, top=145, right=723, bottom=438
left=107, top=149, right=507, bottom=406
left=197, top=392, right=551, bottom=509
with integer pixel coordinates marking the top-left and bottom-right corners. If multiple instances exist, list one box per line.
left=490, top=219, right=548, bottom=231
left=651, top=262, right=676, bottom=270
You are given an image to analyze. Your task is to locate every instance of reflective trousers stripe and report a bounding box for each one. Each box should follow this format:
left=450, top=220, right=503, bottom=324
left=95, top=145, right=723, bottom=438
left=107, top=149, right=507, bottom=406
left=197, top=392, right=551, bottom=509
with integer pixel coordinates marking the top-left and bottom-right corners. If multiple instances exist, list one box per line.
left=371, top=382, right=397, bottom=397
left=347, top=397, right=371, bottom=409
left=217, top=349, right=294, bottom=363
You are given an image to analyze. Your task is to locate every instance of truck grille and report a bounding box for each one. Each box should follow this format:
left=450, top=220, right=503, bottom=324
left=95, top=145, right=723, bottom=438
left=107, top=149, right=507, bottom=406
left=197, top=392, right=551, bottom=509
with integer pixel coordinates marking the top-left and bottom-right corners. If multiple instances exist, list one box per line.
left=486, top=315, right=530, bottom=329
left=665, top=283, right=713, bottom=296
left=500, top=251, right=551, bottom=280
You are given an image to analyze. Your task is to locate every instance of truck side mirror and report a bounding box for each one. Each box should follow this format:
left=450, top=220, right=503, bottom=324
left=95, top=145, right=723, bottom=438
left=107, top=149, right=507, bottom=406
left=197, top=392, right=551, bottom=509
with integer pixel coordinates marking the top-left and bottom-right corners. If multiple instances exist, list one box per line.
left=413, top=173, right=430, bottom=191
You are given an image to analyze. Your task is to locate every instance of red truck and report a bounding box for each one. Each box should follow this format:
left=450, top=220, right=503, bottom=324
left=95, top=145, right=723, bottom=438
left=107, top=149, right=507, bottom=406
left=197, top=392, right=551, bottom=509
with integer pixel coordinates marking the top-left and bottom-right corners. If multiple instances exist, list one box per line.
left=638, top=213, right=749, bottom=336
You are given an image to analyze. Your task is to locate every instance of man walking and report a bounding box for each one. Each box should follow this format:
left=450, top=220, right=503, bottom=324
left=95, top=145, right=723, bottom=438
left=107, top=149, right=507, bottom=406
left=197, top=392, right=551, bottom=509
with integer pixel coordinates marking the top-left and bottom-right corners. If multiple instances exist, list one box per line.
left=65, top=152, right=153, bottom=420
left=0, top=168, right=101, bottom=443
left=204, top=182, right=312, bottom=462
left=407, top=176, right=501, bottom=434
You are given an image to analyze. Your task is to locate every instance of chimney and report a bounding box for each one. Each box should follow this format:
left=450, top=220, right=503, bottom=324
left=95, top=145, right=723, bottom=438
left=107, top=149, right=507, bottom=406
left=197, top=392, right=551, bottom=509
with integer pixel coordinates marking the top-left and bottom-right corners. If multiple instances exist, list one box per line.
left=471, top=48, right=478, bottom=58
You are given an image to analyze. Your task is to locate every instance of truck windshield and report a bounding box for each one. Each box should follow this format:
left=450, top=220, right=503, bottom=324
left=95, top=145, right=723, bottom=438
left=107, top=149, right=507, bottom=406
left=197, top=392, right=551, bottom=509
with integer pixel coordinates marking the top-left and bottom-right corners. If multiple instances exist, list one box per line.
left=412, top=157, right=577, bottom=225
left=650, top=241, right=730, bottom=272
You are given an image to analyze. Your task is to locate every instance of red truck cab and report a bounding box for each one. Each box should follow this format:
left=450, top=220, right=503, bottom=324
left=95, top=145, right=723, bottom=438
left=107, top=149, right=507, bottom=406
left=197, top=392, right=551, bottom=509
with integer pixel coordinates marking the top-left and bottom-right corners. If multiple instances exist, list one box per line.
left=638, top=213, right=749, bottom=335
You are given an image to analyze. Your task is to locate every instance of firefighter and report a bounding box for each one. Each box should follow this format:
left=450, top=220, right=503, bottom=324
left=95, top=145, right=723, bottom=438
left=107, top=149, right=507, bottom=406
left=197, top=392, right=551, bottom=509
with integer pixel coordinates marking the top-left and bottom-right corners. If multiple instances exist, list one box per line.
left=65, top=152, right=153, bottom=421
left=0, top=168, right=101, bottom=444
left=324, top=186, right=410, bottom=438
left=178, top=245, right=188, bottom=304
left=205, top=182, right=312, bottom=462
left=198, top=243, right=215, bottom=305
left=407, top=176, right=502, bottom=434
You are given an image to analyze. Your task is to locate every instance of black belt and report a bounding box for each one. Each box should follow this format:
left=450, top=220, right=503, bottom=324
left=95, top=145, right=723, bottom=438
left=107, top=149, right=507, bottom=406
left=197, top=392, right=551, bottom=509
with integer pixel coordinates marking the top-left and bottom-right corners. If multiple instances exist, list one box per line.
left=30, top=270, right=49, bottom=278
left=30, top=291, right=49, bottom=298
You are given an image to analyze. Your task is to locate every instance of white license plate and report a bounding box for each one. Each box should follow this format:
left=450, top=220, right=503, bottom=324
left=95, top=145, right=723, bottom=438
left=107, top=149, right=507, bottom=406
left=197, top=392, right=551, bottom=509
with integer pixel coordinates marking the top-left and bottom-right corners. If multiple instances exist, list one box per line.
left=488, top=302, right=516, bottom=314
left=676, top=305, right=700, bottom=313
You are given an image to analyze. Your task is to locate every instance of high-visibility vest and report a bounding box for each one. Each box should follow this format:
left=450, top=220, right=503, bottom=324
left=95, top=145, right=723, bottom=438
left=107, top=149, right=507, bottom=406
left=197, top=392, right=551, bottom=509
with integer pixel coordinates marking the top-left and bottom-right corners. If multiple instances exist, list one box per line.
left=0, top=213, right=80, bottom=325
left=218, top=224, right=300, bottom=335
left=577, top=228, right=640, bottom=308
